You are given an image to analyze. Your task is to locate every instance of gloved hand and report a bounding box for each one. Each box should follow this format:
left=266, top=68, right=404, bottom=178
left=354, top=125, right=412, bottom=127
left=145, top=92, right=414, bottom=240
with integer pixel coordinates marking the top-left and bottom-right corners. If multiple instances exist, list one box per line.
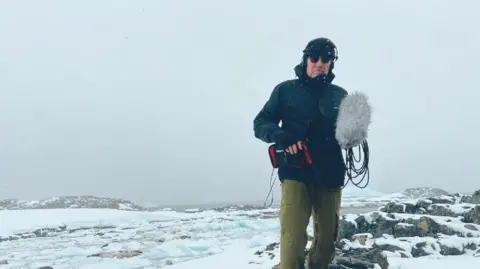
left=274, top=132, right=309, bottom=158
left=274, top=132, right=298, bottom=149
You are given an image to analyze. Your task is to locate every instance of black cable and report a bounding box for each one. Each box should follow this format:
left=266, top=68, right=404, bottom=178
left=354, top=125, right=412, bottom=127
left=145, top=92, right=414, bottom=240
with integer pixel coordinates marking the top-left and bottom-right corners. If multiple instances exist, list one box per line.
left=342, top=140, right=370, bottom=189
left=263, top=168, right=276, bottom=207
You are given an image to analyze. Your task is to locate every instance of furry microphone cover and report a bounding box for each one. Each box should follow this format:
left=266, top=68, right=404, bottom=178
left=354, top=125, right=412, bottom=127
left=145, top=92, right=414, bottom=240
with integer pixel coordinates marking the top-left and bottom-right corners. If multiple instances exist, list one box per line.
left=335, top=91, right=372, bottom=149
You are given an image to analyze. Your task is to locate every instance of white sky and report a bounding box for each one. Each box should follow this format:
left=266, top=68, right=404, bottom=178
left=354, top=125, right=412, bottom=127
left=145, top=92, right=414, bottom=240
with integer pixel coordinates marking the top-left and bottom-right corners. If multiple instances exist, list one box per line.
left=1, top=0, right=479, bottom=206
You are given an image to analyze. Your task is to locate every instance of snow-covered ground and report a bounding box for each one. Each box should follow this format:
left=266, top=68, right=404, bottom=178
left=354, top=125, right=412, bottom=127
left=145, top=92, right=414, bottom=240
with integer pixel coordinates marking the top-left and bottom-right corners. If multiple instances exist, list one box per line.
left=1, top=201, right=480, bottom=269
left=340, top=186, right=406, bottom=208
left=339, top=185, right=458, bottom=209
left=4, top=208, right=277, bottom=268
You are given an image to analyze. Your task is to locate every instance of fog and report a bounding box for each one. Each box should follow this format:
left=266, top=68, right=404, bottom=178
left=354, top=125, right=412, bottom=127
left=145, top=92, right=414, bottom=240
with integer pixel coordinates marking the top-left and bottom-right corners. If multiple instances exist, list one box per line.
left=1, top=0, right=479, bottom=206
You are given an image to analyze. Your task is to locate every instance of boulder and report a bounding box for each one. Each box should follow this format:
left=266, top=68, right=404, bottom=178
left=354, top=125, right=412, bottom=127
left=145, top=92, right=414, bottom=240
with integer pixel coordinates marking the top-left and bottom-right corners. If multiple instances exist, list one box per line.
left=87, top=250, right=143, bottom=259
left=460, top=190, right=480, bottom=204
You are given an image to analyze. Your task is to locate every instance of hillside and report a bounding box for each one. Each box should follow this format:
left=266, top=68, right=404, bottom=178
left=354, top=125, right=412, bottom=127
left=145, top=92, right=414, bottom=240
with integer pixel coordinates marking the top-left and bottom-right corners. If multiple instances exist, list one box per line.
left=0, top=187, right=466, bottom=212
left=0, top=195, right=144, bottom=211
left=401, top=187, right=451, bottom=199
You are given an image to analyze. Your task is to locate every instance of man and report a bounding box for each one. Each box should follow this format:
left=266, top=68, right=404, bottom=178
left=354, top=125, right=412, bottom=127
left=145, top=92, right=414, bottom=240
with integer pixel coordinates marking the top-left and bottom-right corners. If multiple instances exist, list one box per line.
left=253, top=37, right=349, bottom=269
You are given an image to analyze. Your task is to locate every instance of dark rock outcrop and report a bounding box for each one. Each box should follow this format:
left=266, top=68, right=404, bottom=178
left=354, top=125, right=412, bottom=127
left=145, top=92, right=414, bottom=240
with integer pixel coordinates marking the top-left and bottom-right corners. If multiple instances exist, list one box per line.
left=460, top=190, right=480, bottom=204
left=256, top=190, right=480, bottom=269
left=377, top=191, right=480, bottom=226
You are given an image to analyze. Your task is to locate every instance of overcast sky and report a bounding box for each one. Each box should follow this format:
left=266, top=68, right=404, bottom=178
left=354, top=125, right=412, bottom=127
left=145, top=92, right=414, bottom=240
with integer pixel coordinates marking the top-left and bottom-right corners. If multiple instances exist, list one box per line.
left=0, top=0, right=479, bottom=206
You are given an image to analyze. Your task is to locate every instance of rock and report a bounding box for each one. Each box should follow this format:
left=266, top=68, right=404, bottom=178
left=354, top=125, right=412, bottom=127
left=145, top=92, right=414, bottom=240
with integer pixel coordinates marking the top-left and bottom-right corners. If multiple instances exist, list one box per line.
left=464, top=224, right=478, bottom=231
left=439, top=244, right=465, bottom=255
left=340, top=212, right=400, bottom=239
left=428, top=204, right=454, bottom=217
left=87, top=250, right=143, bottom=259
left=351, top=233, right=372, bottom=245
left=0, top=224, right=120, bottom=243
left=259, top=230, right=480, bottom=269
left=376, top=195, right=480, bottom=228
left=393, top=222, right=422, bottom=238
left=0, top=260, right=8, bottom=265
left=341, top=209, right=480, bottom=240
left=460, top=190, right=480, bottom=204
left=265, top=242, right=279, bottom=251
left=463, top=206, right=480, bottom=224
left=257, top=239, right=394, bottom=269
left=166, top=260, right=173, bottom=265
left=403, top=216, right=470, bottom=238
left=175, top=235, right=191, bottom=240
left=402, top=187, right=450, bottom=199
left=339, top=218, right=359, bottom=240
left=381, top=201, right=421, bottom=214
left=465, top=243, right=477, bottom=251
left=331, top=256, right=377, bottom=269
left=359, top=212, right=399, bottom=238
left=378, top=198, right=480, bottom=222
left=428, top=195, right=457, bottom=205
left=336, top=209, right=480, bottom=257
left=336, top=243, right=403, bottom=269
left=37, top=267, right=54, bottom=269
left=411, top=242, right=431, bottom=257
left=415, top=199, right=432, bottom=210
left=381, top=202, right=410, bottom=214
left=33, top=226, right=67, bottom=237
left=270, top=255, right=381, bottom=269
left=258, top=193, right=480, bottom=269
left=254, top=243, right=279, bottom=259
left=213, top=204, right=267, bottom=212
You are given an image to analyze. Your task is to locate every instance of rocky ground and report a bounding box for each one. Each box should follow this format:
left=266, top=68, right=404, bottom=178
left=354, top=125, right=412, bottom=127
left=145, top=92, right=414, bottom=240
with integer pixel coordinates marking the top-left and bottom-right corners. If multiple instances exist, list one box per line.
left=254, top=190, right=480, bottom=269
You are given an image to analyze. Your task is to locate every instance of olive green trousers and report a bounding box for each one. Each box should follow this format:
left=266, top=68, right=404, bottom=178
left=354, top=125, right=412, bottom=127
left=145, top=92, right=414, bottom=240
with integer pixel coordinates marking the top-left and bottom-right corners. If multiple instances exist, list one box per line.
left=279, top=179, right=342, bottom=269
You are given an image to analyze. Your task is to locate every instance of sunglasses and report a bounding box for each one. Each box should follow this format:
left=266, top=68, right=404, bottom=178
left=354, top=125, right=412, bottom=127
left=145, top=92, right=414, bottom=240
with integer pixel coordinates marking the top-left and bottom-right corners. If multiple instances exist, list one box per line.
left=308, top=53, right=335, bottom=64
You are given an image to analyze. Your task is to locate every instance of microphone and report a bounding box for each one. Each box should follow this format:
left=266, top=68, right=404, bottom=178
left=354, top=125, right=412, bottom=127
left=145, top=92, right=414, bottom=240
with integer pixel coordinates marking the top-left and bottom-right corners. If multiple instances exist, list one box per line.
left=335, top=91, right=372, bottom=149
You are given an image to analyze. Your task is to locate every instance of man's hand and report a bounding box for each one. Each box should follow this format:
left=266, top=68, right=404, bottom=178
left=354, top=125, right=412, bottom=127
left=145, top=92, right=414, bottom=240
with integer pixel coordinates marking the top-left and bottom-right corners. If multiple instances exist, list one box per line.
left=286, top=141, right=303, bottom=154
left=274, top=132, right=304, bottom=154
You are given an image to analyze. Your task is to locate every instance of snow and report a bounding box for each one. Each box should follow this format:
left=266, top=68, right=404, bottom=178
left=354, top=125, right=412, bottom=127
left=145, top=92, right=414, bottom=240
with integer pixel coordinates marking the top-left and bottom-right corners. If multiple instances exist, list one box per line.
left=0, top=209, right=177, bottom=237
left=340, top=187, right=415, bottom=208
left=442, top=203, right=476, bottom=214
left=389, top=255, right=480, bottom=269
left=0, top=208, right=281, bottom=268
left=0, top=205, right=479, bottom=268
left=343, top=213, right=359, bottom=227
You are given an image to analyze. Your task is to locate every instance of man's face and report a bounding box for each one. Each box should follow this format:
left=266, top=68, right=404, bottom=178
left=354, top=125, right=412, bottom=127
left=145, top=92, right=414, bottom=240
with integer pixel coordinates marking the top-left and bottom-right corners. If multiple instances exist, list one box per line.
left=306, top=56, right=332, bottom=78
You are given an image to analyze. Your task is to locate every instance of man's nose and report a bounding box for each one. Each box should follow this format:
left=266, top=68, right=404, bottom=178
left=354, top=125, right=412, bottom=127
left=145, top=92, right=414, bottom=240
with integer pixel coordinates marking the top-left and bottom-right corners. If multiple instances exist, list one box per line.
left=314, top=60, right=325, bottom=67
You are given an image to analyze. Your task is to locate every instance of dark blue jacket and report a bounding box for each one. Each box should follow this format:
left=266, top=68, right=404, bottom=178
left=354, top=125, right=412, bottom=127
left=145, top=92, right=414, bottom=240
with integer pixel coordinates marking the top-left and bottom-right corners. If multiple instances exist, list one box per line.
left=253, top=65, right=348, bottom=189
